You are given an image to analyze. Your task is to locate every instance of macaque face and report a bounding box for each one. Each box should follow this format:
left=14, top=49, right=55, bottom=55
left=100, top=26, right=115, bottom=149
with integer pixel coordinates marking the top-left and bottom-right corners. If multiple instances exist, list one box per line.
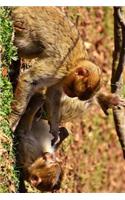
left=27, top=153, right=63, bottom=191
left=63, top=61, right=101, bottom=101
left=11, top=8, right=44, bottom=58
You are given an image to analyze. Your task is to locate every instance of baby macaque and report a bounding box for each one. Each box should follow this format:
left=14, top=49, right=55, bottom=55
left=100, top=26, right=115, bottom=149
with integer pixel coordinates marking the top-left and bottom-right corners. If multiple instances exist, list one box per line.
left=10, top=7, right=101, bottom=143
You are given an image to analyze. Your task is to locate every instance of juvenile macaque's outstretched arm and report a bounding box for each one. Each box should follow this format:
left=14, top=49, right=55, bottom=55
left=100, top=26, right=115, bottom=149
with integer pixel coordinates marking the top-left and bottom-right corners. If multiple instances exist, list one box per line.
left=46, top=85, right=63, bottom=144
left=96, top=92, right=125, bottom=115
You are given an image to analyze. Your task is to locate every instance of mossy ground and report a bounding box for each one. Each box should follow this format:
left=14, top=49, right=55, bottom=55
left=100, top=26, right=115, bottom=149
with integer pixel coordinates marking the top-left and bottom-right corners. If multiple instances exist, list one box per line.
left=0, top=7, right=18, bottom=192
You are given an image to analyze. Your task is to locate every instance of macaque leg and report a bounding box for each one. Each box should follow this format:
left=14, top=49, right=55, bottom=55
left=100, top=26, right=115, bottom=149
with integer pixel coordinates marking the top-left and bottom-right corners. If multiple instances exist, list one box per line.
left=21, top=93, right=45, bottom=131
left=9, top=58, right=57, bottom=132
left=9, top=72, right=33, bottom=131
left=9, top=75, right=44, bottom=132
left=18, top=170, right=27, bottom=193
left=46, top=85, right=62, bottom=144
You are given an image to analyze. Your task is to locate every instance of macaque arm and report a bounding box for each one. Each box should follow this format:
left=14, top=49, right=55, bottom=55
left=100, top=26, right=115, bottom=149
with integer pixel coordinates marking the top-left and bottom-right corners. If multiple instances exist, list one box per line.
left=24, top=93, right=45, bottom=131
left=60, top=95, right=91, bottom=122
left=9, top=71, right=33, bottom=131
left=96, top=92, right=125, bottom=115
left=46, top=85, right=62, bottom=144
left=53, top=127, right=69, bottom=148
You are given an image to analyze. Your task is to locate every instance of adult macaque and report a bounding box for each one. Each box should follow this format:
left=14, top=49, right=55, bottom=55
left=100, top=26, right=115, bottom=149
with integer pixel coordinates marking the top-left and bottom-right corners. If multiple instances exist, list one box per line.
left=15, top=93, right=69, bottom=192
left=10, top=7, right=101, bottom=143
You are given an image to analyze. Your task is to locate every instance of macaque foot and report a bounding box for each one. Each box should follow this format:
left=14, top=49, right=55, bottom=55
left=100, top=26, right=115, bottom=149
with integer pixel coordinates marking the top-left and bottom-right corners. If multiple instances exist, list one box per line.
left=8, top=113, right=21, bottom=132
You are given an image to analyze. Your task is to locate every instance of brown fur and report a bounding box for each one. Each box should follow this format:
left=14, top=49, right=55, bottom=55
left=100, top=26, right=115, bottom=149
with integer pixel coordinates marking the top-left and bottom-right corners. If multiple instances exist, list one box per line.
left=15, top=93, right=67, bottom=192
left=10, top=7, right=101, bottom=143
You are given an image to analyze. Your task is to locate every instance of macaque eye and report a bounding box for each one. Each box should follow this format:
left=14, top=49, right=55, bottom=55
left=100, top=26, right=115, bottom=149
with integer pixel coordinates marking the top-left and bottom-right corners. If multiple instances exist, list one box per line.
left=30, top=175, right=42, bottom=187
left=31, top=175, right=39, bottom=182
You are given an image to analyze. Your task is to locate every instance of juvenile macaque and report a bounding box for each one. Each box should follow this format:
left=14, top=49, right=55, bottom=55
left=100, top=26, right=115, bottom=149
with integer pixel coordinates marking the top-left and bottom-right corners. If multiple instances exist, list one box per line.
left=10, top=7, right=101, bottom=142
left=15, top=93, right=68, bottom=192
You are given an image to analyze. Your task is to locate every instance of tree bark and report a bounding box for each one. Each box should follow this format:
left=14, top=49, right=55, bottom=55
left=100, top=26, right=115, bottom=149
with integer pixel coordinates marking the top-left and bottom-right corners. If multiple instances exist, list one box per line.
left=111, top=7, right=125, bottom=158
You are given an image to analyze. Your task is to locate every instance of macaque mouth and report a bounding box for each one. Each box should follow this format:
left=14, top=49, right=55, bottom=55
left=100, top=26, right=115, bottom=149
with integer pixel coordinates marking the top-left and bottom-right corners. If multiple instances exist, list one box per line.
left=78, top=79, right=101, bottom=100
left=14, top=26, right=26, bottom=33
left=78, top=88, right=93, bottom=100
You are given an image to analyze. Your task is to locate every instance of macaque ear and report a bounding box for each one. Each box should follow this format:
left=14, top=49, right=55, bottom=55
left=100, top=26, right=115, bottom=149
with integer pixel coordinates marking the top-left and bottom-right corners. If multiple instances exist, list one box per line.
left=30, top=175, right=42, bottom=187
left=76, top=67, right=89, bottom=77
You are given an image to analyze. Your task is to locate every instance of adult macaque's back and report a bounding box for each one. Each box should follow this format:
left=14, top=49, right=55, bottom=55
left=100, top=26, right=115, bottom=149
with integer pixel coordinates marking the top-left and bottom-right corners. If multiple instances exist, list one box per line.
left=12, top=7, right=83, bottom=61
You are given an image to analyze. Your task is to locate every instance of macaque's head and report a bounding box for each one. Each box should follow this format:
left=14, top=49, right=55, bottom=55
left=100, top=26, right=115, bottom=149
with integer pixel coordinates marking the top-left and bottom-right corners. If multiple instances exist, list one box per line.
left=63, top=60, right=101, bottom=101
left=27, top=153, right=63, bottom=192
left=11, top=7, right=44, bottom=58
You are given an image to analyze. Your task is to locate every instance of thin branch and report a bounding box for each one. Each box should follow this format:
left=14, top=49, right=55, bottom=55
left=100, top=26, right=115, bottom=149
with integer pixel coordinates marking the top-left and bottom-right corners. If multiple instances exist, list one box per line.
left=111, top=7, right=125, bottom=158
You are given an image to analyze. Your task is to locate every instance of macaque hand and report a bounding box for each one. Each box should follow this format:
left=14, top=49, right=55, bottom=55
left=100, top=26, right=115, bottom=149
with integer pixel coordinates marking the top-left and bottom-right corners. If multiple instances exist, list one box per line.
left=51, top=127, right=69, bottom=147
left=97, top=92, right=125, bottom=115
left=107, top=95, right=125, bottom=110
left=116, top=97, right=125, bottom=106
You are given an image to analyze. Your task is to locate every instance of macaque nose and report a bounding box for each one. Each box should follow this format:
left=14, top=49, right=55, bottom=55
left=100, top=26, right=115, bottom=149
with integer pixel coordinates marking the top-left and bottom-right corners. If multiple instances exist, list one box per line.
left=43, top=152, right=56, bottom=163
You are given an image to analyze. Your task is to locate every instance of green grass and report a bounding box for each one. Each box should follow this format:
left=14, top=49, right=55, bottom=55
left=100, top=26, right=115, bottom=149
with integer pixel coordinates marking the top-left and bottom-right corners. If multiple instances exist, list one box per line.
left=0, top=7, right=18, bottom=192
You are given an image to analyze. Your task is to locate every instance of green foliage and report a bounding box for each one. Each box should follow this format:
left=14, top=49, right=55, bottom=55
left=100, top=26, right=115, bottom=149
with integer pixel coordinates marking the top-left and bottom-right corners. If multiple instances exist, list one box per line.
left=0, top=7, right=17, bottom=66
left=0, top=76, right=13, bottom=116
left=0, top=7, right=18, bottom=192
